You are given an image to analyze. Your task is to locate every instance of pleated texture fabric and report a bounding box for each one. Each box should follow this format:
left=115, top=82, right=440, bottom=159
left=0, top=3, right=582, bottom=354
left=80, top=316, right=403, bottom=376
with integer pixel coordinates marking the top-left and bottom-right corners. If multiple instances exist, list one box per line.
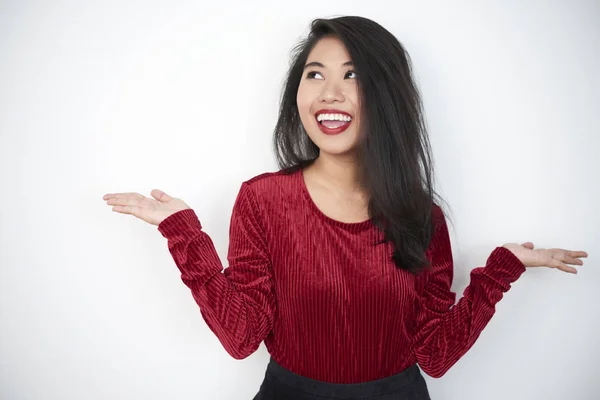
left=158, top=167, right=525, bottom=384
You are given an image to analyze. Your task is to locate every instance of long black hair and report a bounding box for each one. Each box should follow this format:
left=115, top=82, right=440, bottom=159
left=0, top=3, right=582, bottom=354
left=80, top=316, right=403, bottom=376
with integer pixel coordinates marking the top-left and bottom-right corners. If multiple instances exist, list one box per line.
left=273, top=16, right=448, bottom=274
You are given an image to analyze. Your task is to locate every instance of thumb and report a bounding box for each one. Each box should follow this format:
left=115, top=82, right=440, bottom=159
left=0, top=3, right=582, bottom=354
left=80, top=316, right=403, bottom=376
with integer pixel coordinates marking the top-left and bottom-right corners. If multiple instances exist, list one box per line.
left=521, top=242, right=534, bottom=250
left=150, top=189, right=173, bottom=203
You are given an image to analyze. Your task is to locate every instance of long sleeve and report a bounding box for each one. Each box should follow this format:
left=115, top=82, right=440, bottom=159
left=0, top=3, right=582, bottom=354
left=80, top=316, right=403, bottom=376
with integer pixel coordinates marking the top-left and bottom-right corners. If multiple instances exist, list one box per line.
left=411, top=206, right=526, bottom=378
left=157, top=182, right=275, bottom=359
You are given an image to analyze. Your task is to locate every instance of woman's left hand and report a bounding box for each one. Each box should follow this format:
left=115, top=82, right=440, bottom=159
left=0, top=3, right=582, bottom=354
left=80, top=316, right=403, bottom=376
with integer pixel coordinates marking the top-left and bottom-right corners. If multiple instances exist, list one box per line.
left=502, top=242, right=588, bottom=274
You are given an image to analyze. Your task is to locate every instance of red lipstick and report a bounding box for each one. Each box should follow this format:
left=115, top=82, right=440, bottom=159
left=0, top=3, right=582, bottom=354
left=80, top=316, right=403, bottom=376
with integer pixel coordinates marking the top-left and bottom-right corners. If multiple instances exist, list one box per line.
left=315, top=109, right=353, bottom=135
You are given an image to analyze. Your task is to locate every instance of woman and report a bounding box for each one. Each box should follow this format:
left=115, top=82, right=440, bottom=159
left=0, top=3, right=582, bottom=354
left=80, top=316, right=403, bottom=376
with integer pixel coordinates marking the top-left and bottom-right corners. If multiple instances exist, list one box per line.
left=103, top=16, right=587, bottom=400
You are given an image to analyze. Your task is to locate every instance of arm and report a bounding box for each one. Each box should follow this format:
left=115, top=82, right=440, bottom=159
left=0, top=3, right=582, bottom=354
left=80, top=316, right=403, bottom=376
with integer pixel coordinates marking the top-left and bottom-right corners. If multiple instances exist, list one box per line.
left=412, top=206, right=526, bottom=378
left=157, top=182, right=275, bottom=359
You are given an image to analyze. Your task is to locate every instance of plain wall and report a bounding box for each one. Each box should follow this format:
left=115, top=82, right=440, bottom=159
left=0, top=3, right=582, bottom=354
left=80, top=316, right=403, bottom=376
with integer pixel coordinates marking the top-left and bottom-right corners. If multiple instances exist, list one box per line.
left=1, top=0, right=599, bottom=399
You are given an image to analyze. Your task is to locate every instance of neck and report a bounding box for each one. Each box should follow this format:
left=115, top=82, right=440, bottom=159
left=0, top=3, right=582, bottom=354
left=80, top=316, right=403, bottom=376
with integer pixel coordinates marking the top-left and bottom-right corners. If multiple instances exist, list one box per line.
left=310, top=152, right=365, bottom=194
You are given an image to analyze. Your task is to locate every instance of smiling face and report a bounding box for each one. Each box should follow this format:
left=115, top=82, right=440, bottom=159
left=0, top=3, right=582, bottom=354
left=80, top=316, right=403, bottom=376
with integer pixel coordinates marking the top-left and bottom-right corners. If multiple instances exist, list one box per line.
left=296, top=36, right=362, bottom=157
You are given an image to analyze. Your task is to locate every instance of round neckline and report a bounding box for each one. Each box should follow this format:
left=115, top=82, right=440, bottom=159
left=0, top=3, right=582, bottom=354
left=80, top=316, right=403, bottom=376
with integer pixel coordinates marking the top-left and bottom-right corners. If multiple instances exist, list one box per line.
left=296, top=167, right=374, bottom=232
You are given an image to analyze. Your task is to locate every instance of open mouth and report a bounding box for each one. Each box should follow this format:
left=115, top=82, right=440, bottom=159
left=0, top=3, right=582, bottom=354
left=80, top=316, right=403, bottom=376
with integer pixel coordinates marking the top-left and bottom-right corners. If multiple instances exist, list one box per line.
left=315, top=110, right=353, bottom=135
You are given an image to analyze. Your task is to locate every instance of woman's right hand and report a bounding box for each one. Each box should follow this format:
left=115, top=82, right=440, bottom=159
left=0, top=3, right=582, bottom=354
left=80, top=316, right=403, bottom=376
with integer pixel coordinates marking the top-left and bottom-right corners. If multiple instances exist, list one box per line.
left=103, top=189, right=191, bottom=226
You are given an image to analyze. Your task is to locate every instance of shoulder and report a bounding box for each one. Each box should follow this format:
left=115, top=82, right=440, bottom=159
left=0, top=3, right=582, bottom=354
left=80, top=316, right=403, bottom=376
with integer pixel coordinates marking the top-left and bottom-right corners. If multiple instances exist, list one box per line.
left=234, top=167, right=303, bottom=230
left=241, top=167, right=300, bottom=199
left=431, top=203, right=445, bottom=222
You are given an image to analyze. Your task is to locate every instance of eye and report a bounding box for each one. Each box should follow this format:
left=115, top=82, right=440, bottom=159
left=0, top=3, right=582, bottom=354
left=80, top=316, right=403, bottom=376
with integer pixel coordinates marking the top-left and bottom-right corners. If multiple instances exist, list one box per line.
left=345, top=70, right=357, bottom=79
left=306, top=71, right=324, bottom=80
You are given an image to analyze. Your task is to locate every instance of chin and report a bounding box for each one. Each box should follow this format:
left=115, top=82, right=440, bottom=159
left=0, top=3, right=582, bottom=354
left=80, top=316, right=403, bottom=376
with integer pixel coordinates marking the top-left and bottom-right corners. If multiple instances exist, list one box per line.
left=304, top=125, right=361, bottom=156
left=312, top=138, right=360, bottom=157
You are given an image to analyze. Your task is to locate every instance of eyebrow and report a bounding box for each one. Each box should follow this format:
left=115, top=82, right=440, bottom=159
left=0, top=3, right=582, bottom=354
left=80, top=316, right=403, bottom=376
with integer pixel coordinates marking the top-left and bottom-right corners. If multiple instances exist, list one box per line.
left=303, top=61, right=354, bottom=69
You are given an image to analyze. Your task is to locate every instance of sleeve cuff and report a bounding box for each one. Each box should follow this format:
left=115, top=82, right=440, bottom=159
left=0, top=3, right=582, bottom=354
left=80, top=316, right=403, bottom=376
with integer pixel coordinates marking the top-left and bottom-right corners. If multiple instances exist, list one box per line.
left=483, top=246, right=527, bottom=287
left=157, top=209, right=202, bottom=238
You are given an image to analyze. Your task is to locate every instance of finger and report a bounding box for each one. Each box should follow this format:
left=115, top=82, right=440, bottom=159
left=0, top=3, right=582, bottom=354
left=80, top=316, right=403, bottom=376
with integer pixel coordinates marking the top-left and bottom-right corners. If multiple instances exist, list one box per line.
left=547, top=251, right=580, bottom=266
left=550, top=248, right=588, bottom=259
left=104, top=193, right=144, bottom=202
left=555, top=261, right=578, bottom=274
left=563, top=255, right=584, bottom=266
left=113, top=192, right=145, bottom=200
left=106, top=197, right=144, bottom=207
left=150, top=189, right=173, bottom=203
left=521, top=242, right=534, bottom=249
left=548, top=256, right=578, bottom=274
left=568, top=250, right=588, bottom=258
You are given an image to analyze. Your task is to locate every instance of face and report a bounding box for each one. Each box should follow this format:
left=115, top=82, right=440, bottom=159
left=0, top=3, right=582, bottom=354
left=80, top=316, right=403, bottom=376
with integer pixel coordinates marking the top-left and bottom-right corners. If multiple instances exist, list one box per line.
left=296, top=36, right=361, bottom=157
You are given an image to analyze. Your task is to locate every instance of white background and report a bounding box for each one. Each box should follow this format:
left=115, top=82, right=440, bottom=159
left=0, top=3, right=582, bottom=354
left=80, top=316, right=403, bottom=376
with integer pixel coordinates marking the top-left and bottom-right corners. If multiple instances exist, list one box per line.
left=1, top=1, right=598, bottom=399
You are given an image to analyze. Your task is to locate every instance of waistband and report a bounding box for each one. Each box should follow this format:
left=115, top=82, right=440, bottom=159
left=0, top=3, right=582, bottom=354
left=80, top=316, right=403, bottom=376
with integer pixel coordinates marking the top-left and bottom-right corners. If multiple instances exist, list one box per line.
left=265, top=357, right=423, bottom=399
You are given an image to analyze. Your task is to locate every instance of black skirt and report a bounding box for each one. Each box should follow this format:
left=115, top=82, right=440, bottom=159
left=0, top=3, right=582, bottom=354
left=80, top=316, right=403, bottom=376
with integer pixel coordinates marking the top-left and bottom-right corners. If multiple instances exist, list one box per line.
left=253, top=357, right=431, bottom=400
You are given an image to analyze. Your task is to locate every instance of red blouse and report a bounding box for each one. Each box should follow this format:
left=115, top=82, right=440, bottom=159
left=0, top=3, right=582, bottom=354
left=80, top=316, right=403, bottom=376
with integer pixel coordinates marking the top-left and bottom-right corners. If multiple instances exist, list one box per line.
left=157, top=168, right=526, bottom=384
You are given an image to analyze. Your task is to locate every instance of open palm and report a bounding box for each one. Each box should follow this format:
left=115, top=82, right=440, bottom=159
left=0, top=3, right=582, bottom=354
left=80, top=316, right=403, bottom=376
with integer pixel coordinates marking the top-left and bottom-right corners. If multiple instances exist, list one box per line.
left=503, top=242, right=587, bottom=274
left=103, top=189, right=190, bottom=226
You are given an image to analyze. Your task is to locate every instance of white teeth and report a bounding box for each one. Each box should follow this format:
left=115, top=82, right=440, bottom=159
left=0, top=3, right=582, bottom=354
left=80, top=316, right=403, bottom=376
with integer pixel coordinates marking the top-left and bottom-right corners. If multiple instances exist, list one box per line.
left=316, top=113, right=352, bottom=122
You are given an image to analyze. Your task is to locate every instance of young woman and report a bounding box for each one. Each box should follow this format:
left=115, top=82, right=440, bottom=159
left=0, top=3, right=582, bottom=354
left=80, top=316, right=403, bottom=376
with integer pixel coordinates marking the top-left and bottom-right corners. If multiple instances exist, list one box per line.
left=103, top=16, right=587, bottom=400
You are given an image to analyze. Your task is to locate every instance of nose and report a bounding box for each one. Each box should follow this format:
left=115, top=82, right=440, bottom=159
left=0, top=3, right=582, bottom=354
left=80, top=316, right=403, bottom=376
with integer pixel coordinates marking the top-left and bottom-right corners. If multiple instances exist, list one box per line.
left=318, top=80, right=345, bottom=104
